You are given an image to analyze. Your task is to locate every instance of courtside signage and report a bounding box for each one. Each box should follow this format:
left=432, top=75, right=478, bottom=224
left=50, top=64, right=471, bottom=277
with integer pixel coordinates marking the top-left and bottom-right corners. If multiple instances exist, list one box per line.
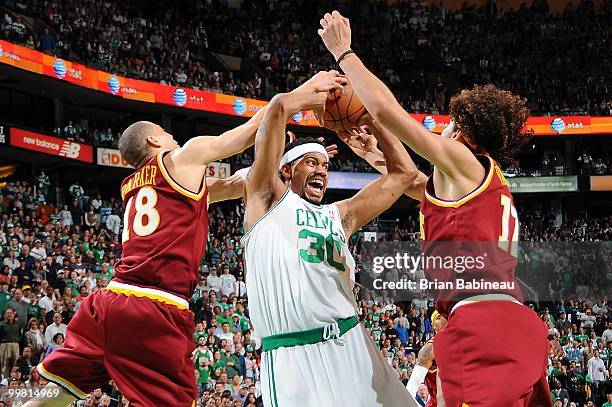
left=507, top=176, right=578, bottom=193
left=10, top=128, right=93, bottom=163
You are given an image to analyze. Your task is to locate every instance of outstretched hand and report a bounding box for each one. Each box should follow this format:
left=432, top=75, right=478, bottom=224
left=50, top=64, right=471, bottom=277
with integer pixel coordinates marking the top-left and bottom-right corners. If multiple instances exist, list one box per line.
left=338, top=126, right=385, bottom=167
left=318, top=11, right=352, bottom=60
left=295, top=70, right=348, bottom=94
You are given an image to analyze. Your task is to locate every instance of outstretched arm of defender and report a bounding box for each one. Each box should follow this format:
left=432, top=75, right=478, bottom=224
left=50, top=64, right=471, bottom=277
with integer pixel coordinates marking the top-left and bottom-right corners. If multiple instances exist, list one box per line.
left=171, top=104, right=268, bottom=169
left=339, top=123, right=428, bottom=202
left=172, top=70, right=345, bottom=169
left=318, top=11, right=482, bottom=183
left=335, top=118, right=418, bottom=237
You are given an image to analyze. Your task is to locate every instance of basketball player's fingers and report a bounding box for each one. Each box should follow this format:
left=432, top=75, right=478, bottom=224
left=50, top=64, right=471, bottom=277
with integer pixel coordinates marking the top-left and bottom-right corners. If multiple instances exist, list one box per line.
left=326, top=144, right=338, bottom=158
left=332, top=76, right=349, bottom=86
left=331, top=10, right=343, bottom=21
left=323, top=13, right=333, bottom=25
left=286, top=131, right=296, bottom=142
left=317, top=28, right=325, bottom=38
left=343, top=16, right=350, bottom=29
left=319, top=18, right=328, bottom=29
left=337, top=130, right=350, bottom=143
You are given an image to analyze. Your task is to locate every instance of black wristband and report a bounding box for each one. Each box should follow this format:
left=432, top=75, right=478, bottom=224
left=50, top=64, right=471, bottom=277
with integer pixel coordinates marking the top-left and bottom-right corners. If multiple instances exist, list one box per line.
left=336, top=49, right=355, bottom=66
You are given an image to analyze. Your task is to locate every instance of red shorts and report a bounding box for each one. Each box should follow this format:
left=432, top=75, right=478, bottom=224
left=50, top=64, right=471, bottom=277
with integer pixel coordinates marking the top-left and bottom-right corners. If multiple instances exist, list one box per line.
left=434, top=301, right=552, bottom=407
left=38, top=282, right=196, bottom=407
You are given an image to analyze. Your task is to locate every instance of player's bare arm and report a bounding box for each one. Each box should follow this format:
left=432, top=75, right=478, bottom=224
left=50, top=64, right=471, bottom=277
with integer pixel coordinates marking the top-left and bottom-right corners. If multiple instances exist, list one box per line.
left=334, top=117, right=418, bottom=237
left=163, top=105, right=268, bottom=193
left=339, top=121, right=428, bottom=202
left=206, top=175, right=246, bottom=204
left=318, top=11, right=485, bottom=200
left=244, top=89, right=333, bottom=231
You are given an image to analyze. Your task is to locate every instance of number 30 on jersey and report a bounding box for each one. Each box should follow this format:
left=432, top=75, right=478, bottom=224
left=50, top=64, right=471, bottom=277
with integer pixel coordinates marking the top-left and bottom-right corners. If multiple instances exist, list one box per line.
left=122, top=187, right=160, bottom=242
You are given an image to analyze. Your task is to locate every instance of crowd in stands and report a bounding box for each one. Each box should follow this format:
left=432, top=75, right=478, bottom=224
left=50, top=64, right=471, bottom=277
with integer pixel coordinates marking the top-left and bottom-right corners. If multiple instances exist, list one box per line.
left=0, top=0, right=610, bottom=115
left=50, top=121, right=121, bottom=148
left=0, top=172, right=610, bottom=406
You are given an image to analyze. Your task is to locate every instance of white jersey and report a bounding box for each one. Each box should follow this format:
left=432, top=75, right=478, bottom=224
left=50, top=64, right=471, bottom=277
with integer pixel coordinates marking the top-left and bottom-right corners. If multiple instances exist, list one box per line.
left=241, top=188, right=357, bottom=337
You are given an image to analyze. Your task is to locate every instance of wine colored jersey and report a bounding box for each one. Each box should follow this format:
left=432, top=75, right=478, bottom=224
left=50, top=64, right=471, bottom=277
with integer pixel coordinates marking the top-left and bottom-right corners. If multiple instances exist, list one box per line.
left=419, top=155, right=522, bottom=317
left=114, top=151, right=209, bottom=299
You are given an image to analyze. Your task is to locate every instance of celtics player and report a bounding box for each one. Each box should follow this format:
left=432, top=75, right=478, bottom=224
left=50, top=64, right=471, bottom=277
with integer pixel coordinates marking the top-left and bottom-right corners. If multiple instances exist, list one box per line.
left=242, top=73, right=419, bottom=406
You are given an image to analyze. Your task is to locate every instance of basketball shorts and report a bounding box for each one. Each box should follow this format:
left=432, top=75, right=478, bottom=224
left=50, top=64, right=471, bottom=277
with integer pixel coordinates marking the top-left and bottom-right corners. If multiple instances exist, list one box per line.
left=434, top=301, right=553, bottom=407
left=38, top=280, right=197, bottom=407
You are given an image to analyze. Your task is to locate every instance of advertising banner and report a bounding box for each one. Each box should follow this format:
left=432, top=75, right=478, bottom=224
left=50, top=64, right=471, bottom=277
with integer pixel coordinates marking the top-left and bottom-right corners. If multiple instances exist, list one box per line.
left=0, top=40, right=611, bottom=134
left=507, top=176, right=578, bottom=193
left=97, top=147, right=133, bottom=168
left=590, top=176, right=612, bottom=191
left=10, top=128, right=93, bottom=163
left=97, top=147, right=231, bottom=178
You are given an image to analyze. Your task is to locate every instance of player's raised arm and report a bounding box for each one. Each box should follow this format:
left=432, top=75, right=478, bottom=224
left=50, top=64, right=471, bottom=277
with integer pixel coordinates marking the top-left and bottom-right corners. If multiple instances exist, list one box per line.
left=171, top=104, right=268, bottom=168
left=318, top=11, right=484, bottom=185
left=335, top=118, right=418, bottom=237
left=173, top=70, right=345, bottom=169
left=244, top=90, right=334, bottom=230
left=338, top=124, right=428, bottom=202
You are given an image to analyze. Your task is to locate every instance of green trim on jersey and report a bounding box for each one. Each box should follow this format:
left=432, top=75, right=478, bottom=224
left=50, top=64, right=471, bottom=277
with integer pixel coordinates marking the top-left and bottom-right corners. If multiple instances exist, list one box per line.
left=241, top=187, right=290, bottom=243
left=270, top=351, right=279, bottom=407
left=262, top=316, right=358, bottom=351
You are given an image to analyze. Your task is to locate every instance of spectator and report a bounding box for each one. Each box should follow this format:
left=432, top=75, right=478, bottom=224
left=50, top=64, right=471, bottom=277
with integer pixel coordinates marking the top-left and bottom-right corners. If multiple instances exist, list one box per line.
left=105, top=210, right=121, bottom=236
left=43, top=332, right=64, bottom=359
left=44, top=312, right=67, bottom=345
left=7, top=289, right=29, bottom=331
left=24, top=318, right=45, bottom=362
left=37, top=27, right=55, bottom=52
left=0, top=307, right=21, bottom=378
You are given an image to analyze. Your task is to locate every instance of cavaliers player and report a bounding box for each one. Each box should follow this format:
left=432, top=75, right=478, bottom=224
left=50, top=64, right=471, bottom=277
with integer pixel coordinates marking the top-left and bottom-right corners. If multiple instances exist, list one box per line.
left=319, top=11, right=552, bottom=407
left=24, top=72, right=340, bottom=407
left=406, top=311, right=447, bottom=407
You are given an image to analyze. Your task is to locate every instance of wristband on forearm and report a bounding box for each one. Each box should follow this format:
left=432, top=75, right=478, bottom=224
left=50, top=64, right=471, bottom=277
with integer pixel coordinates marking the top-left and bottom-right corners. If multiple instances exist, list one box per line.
left=336, top=49, right=355, bottom=66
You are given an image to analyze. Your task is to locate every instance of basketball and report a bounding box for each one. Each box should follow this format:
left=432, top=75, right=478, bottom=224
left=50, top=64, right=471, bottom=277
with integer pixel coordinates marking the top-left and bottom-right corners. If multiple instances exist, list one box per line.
left=321, top=81, right=367, bottom=133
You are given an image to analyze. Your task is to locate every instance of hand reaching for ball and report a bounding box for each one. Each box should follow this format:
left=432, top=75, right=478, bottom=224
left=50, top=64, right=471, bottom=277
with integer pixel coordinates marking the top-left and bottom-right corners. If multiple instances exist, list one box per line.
left=338, top=126, right=386, bottom=167
left=318, top=11, right=352, bottom=60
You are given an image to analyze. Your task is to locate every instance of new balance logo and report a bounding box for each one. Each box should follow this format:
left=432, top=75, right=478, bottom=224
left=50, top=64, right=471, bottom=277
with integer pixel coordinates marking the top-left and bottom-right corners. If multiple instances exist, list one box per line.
left=59, top=141, right=81, bottom=159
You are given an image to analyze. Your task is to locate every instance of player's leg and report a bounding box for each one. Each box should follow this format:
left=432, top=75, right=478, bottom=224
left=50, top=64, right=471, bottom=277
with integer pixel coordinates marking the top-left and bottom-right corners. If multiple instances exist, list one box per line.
left=259, top=346, right=341, bottom=407
left=435, top=301, right=552, bottom=407
left=103, top=293, right=197, bottom=407
left=22, top=383, right=75, bottom=407
left=36, top=290, right=110, bottom=402
left=342, top=325, right=418, bottom=407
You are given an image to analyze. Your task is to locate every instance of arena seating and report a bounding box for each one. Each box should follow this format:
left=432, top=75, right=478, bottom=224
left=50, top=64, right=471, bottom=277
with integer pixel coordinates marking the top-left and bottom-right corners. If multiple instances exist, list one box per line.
left=0, top=174, right=610, bottom=405
left=1, top=0, right=609, bottom=115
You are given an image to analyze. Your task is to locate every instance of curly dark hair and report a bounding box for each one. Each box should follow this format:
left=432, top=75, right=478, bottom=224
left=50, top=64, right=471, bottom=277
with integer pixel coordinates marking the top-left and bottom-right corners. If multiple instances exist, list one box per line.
left=449, top=84, right=533, bottom=167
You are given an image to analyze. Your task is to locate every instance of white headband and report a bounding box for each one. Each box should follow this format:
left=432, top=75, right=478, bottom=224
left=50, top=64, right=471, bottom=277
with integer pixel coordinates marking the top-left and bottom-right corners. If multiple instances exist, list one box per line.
left=279, top=143, right=329, bottom=167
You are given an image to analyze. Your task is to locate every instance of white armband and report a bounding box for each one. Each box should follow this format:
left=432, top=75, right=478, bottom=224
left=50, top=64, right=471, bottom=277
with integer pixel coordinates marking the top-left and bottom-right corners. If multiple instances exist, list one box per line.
left=406, top=365, right=428, bottom=397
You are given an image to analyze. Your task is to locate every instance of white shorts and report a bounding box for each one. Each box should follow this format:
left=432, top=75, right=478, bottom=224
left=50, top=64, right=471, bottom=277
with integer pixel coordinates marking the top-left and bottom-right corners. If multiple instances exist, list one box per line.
left=260, top=324, right=416, bottom=407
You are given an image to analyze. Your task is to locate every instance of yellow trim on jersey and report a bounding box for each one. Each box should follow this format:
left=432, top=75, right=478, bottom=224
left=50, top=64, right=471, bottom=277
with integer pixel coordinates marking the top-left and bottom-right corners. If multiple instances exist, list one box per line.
left=424, top=156, right=495, bottom=208
left=462, top=404, right=470, bottom=407
left=105, top=280, right=189, bottom=310
left=156, top=152, right=207, bottom=201
left=37, top=363, right=88, bottom=399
